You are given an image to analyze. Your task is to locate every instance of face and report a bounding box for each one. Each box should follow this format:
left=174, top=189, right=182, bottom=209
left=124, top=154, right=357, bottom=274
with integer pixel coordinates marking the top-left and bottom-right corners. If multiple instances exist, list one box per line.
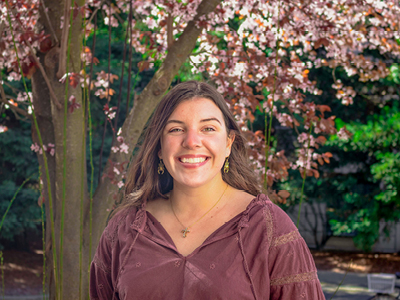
left=159, top=97, right=234, bottom=189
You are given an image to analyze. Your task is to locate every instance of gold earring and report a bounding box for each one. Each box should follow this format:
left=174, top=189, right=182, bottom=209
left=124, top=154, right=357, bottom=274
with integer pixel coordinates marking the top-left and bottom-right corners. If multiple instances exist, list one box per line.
left=223, top=157, right=229, bottom=173
left=158, top=159, right=165, bottom=175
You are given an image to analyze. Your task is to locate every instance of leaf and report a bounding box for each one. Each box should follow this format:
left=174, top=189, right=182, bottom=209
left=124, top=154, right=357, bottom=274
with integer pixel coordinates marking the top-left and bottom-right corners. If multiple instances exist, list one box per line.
left=322, top=152, right=332, bottom=163
left=109, top=74, right=119, bottom=83
left=68, top=95, right=81, bottom=113
left=315, top=136, right=327, bottom=145
left=289, top=77, right=301, bottom=85
left=39, top=37, right=52, bottom=53
left=69, top=73, right=80, bottom=88
left=138, top=61, right=150, bottom=72
left=277, top=190, right=290, bottom=199
left=318, top=105, right=331, bottom=114
left=314, top=38, right=329, bottom=49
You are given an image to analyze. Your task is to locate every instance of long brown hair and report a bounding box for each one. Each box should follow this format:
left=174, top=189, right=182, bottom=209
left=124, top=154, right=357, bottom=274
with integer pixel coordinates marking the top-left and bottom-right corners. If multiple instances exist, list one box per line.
left=116, top=81, right=261, bottom=215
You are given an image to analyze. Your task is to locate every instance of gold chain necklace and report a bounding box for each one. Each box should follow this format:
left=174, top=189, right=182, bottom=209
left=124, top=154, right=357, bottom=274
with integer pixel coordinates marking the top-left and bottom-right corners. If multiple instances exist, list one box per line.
left=170, top=184, right=229, bottom=238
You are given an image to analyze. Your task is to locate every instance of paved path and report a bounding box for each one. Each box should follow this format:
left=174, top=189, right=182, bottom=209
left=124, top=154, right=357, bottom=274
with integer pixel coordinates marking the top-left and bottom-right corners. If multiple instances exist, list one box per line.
left=319, top=271, right=398, bottom=300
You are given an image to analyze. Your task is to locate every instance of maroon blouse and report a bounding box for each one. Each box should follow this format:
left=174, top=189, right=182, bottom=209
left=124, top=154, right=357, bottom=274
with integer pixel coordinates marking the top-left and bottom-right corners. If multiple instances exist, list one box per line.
left=90, top=194, right=325, bottom=299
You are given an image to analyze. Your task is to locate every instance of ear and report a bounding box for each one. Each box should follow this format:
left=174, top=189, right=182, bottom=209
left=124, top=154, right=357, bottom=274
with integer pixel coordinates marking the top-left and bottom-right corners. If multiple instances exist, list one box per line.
left=158, top=149, right=162, bottom=159
left=226, top=131, right=235, bottom=157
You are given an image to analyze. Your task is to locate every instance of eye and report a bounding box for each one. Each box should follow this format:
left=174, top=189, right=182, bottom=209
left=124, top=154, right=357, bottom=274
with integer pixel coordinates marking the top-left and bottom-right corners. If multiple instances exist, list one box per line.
left=168, top=128, right=182, bottom=133
left=203, top=127, right=215, bottom=132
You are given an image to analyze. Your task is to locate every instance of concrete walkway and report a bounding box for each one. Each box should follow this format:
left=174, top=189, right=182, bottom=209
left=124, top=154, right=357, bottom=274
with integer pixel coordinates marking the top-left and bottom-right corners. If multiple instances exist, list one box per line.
left=319, top=270, right=398, bottom=300
left=3, top=296, right=45, bottom=300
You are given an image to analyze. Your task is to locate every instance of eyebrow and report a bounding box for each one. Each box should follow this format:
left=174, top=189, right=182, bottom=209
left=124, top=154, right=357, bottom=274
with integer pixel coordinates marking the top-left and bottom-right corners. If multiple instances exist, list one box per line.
left=166, top=117, right=222, bottom=125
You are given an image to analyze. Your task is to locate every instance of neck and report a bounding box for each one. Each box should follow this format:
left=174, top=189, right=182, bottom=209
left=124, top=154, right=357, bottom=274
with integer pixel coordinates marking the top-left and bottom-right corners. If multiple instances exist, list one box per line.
left=169, top=176, right=228, bottom=217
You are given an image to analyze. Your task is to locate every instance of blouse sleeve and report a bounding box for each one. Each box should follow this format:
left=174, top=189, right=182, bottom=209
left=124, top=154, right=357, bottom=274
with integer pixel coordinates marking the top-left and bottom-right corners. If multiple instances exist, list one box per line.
left=267, top=202, right=326, bottom=300
left=90, top=228, right=114, bottom=300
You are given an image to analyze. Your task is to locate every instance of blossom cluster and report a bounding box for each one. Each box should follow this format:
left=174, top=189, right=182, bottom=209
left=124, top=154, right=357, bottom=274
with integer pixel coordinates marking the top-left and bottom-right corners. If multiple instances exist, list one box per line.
left=31, top=142, right=55, bottom=156
left=2, top=0, right=400, bottom=189
left=111, top=136, right=129, bottom=154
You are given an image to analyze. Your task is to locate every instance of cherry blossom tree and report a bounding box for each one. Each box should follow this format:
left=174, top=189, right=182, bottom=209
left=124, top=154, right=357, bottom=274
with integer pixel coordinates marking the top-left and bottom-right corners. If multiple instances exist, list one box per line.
left=1, top=0, right=399, bottom=298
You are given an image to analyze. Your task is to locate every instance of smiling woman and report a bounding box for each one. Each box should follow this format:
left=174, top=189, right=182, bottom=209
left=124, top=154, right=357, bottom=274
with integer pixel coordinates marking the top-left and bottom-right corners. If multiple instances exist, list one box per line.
left=159, top=98, right=234, bottom=190
left=90, top=81, right=325, bottom=300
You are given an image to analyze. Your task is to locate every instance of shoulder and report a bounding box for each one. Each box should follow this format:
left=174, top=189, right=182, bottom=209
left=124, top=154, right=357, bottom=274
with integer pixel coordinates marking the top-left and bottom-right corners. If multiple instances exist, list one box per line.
left=250, top=194, right=300, bottom=242
left=103, top=205, right=139, bottom=246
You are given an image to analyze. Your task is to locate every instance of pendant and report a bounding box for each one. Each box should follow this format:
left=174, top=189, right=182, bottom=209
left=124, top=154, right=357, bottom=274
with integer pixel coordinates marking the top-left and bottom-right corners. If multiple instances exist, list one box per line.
left=181, top=228, right=190, bottom=238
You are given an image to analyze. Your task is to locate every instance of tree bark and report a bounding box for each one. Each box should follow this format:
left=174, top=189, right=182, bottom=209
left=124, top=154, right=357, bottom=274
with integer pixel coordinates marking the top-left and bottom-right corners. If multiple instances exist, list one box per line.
left=31, top=51, right=57, bottom=299
left=33, top=0, right=86, bottom=299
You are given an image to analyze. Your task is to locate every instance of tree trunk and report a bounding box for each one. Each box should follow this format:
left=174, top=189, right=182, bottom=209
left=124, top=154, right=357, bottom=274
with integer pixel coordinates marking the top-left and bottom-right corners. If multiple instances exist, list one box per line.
left=33, top=0, right=85, bottom=299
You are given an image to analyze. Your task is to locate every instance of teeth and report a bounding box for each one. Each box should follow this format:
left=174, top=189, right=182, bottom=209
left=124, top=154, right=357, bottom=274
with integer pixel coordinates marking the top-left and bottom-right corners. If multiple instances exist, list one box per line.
left=180, top=157, right=206, bottom=163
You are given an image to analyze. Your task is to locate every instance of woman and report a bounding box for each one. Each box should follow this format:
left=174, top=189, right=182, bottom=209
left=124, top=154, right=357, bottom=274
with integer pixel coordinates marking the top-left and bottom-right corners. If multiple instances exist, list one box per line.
left=90, top=81, right=325, bottom=299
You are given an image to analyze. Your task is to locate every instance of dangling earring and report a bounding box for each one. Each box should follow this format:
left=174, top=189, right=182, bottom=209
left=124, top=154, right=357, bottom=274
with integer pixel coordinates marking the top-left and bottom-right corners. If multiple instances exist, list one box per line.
left=158, top=159, right=165, bottom=175
left=223, top=156, right=230, bottom=173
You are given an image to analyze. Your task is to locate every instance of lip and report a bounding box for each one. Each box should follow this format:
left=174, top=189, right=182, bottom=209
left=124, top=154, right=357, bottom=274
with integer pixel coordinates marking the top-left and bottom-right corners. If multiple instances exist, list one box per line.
left=176, top=155, right=210, bottom=168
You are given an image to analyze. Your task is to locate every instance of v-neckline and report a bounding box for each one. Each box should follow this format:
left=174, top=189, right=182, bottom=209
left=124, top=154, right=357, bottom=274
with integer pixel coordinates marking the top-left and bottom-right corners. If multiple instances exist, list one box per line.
left=142, top=195, right=260, bottom=258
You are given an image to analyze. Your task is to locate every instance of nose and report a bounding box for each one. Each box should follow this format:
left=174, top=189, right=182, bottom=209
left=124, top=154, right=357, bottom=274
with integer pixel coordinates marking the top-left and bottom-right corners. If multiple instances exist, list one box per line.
left=182, top=129, right=201, bottom=149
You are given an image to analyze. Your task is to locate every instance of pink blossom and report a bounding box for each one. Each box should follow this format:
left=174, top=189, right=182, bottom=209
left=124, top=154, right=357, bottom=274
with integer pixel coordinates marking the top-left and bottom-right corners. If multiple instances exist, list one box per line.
left=0, top=125, right=8, bottom=133
left=113, top=167, right=120, bottom=175
left=337, top=127, right=351, bottom=142
left=30, top=143, right=39, bottom=152
left=111, top=146, right=119, bottom=153
left=107, top=112, right=116, bottom=120
left=119, top=143, right=129, bottom=154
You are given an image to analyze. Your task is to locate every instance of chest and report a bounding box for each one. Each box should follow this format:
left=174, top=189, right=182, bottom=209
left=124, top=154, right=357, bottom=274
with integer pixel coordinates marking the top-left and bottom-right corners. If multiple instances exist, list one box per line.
left=163, top=216, right=230, bottom=256
left=116, top=230, right=269, bottom=300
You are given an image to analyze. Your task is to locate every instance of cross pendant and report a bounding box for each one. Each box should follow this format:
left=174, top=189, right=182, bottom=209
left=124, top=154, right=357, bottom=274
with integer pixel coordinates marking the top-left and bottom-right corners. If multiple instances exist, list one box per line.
left=181, top=228, right=190, bottom=238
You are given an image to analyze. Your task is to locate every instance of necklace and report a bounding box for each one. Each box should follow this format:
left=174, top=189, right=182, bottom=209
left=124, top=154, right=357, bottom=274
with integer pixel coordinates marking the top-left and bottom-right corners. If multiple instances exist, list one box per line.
left=170, top=184, right=229, bottom=238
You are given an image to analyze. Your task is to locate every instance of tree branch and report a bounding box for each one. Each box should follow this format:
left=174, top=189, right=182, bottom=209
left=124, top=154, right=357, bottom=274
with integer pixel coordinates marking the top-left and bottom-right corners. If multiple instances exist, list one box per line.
left=0, top=92, right=32, bottom=119
left=39, top=0, right=59, bottom=44
left=0, top=21, right=5, bottom=40
left=24, top=39, right=62, bottom=109
left=167, top=13, right=174, bottom=49
left=57, top=0, right=71, bottom=79
left=6, top=7, right=61, bottom=109
left=84, top=0, right=107, bottom=27
left=2, top=81, right=24, bottom=94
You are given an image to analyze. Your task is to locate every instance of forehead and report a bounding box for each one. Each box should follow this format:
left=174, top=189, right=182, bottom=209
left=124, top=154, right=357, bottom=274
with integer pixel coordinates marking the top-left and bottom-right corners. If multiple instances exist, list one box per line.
left=168, top=97, right=224, bottom=120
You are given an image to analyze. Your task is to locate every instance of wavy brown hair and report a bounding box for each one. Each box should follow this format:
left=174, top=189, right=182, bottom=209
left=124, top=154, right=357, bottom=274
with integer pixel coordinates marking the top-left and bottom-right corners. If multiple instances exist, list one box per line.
left=114, top=81, right=261, bottom=216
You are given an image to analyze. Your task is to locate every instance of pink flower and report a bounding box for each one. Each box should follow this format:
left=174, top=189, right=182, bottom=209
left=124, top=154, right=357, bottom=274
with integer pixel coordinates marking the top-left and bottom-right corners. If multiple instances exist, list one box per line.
left=30, top=143, right=40, bottom=152
left=113, top=167, right=120, bottom=175
left=119, top=143, right=129, bottom=154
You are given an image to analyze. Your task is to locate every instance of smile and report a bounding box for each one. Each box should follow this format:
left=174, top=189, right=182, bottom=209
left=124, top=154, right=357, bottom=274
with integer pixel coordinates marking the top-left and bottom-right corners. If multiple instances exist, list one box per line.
left=179, top=157, right=207, bottom=164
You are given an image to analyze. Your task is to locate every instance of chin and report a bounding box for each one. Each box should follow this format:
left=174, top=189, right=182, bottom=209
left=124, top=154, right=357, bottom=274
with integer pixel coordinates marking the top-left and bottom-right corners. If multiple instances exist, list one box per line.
left=173, top=173, right=222, bottom=189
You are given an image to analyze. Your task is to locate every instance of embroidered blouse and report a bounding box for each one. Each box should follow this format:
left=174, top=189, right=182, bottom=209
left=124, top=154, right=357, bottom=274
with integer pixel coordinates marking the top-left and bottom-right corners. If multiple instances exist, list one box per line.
left=90, top=194, right=325, bottom=299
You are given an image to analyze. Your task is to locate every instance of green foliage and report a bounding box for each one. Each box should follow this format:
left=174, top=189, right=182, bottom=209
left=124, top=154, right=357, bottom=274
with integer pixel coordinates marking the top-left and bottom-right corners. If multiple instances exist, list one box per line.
left=0, top=127, right=40, bottom=247
left=327, top=102, right=400, bottom=251
left=388, top=64, right=400, bottom=84
left=0, top=180, right=40, bottom=243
